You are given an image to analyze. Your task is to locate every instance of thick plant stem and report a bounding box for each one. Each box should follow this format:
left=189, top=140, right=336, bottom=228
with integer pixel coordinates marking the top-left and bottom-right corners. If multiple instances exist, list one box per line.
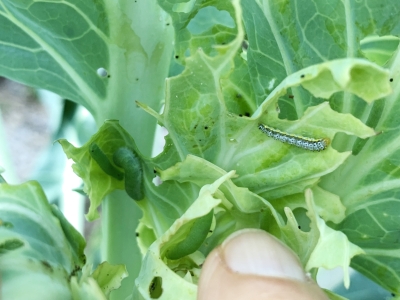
left=102, top=190, right=142, bottom=299
left=97, top=1, right=174, bottom=299
left=98, top=106, right=157, bottom=299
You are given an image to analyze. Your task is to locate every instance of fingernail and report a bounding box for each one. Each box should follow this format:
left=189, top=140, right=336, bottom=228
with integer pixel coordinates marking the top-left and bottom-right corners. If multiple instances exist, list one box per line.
left=221, top=229, right=307, bottom=282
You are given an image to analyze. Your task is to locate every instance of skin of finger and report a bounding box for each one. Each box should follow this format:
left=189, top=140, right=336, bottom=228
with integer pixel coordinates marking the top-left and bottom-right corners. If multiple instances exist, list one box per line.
left=198, top=247, right=329, bottom=300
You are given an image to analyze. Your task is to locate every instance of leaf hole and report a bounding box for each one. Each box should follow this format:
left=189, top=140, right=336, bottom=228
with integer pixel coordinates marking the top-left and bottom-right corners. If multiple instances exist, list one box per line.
left=292, top=208, right=311, bottom=232
left=149, top=276, right=163, bottom=298
left=187, top=6, right=235, bottom=35
left=152, top=175, right=162, bottom=186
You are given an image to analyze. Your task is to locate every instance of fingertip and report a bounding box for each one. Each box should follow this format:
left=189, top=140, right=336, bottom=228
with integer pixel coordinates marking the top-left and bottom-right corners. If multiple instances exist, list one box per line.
left=221, top=229, right=307, bottom=281
left=198, top=229, right=329, bottom=300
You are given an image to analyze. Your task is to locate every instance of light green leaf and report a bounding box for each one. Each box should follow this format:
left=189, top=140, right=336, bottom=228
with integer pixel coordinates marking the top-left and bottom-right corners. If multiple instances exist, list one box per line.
left=244, top=101, right=376, bottom=200
left=136, top=222, right=157, bottom=256
left=0, top=0, right=108, bottom=109
left=0, top=181, right=85, bottom=270
left=0, top=181, right=107, bottom=298
left=272, top=186, right=346, bottom=224
left=239, top=0, right=400, bottom=293
left=136, top=171, right=235, bottom=300
left=320, top=48, right=400, bottom=293
left=279, top=206, right=318, bottom=268
left=92, top=262, right=128, bottom=297
left=159, top=155, right=268, bottom=213
left=70, top=265, right=107, bottom=300
left=58, top=120, right=199, bottom=235
left=158, top=1, right=381, bottom=207
left=50, top=204, right=86, bottom=266
left=304, top=191, right=364, bottom=289
left=301, top=59, right=390, bottom=102
left=137, top=0, right=400, bottom=294
left=242, top=0, right=400, bottom=116
left=252, top=59, right=392, bottom=119
left=58, top=120, right=136, bottom=220
left=0, top=0, right=174, bottom=157
left=157, top=0, right=238, bottom=64
left=276, top=189, right=363, bottom=289
left=1, top=256, right=71, bottom=300
left=154, top=156, right=364, bottom=293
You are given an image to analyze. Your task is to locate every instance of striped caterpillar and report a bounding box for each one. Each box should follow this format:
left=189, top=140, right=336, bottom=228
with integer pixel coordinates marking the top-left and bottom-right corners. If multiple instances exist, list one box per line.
left=258, top=124, right=329, bottom=151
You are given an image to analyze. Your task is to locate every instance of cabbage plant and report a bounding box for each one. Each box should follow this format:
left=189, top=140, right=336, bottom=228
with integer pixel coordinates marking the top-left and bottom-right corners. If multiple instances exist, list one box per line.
left=1, top=0, right=400, bottom=299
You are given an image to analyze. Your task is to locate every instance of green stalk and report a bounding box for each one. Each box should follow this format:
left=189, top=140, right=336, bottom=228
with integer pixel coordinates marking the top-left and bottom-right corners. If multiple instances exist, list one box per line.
left=102, top=191, right=142, bottom=299
left=97, top=101, right=160, bottom=299
left=96, top=1, right=174, bottom=299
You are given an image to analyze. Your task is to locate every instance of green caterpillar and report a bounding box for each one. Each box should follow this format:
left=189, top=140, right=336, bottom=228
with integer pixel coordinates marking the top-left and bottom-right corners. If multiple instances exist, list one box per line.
left=166, top=210, right=213, bottom=260
left=89, top=143, right=124, bottom=180
left=113, top=147, right=144, bottom=201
